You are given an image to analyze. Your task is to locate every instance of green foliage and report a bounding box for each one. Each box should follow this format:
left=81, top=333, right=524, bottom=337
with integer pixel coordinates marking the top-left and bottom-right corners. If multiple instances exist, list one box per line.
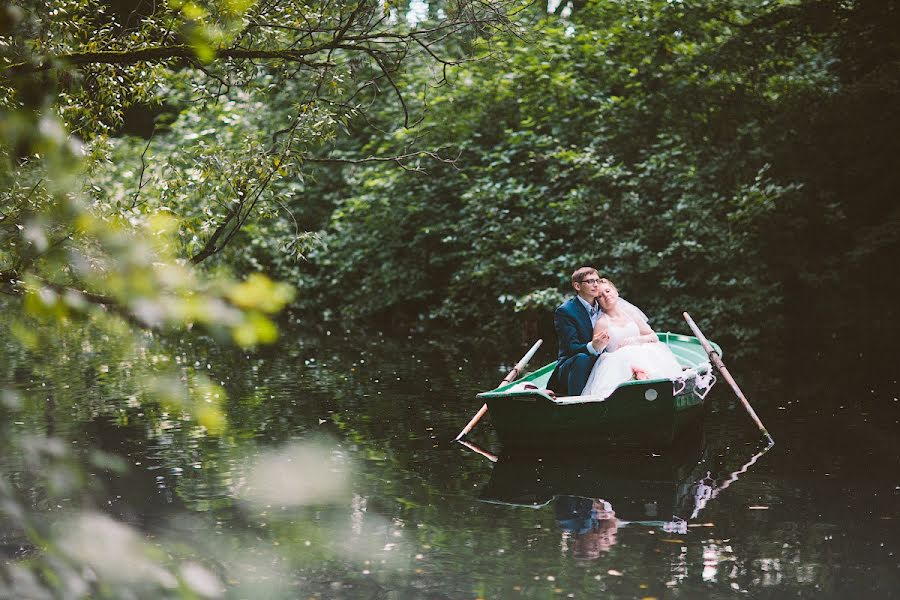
left=280, top=0, right=898, bottom=351
left=288, top=1, right=793, bottom=345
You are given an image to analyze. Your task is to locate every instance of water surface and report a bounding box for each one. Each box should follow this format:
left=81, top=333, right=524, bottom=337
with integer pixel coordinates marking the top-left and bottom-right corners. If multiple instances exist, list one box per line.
left=1, top=320, right=898, bottom=599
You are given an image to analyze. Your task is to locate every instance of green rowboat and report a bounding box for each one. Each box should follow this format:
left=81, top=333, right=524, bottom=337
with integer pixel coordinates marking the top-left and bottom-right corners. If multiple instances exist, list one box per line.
left=476, top=332, right=721, bottom=449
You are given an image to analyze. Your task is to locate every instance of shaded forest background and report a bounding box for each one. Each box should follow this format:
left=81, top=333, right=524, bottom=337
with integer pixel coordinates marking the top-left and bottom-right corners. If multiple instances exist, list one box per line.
left=290, top=0, right=898, bottom=348
left=4, top=0, right=898, bottom=353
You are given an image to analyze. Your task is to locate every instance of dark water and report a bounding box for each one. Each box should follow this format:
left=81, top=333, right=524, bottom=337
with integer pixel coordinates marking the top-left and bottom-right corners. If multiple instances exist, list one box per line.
left=1, top=320, right=898, bottom=599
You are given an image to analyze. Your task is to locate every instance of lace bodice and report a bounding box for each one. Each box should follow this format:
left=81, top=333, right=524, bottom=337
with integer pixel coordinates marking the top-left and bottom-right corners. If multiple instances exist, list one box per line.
left=605, top=319, right=640, bottom=352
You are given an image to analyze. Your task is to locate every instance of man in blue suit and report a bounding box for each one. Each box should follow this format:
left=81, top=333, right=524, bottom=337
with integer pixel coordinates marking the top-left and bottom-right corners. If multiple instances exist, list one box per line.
left=547, top=267, right=611, bottom=396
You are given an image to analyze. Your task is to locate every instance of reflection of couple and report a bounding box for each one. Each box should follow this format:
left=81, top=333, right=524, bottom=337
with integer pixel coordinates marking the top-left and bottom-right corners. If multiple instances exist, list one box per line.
left=555, top=496, right=619, bottom=558
left=547, top=266, right=683, bottom=398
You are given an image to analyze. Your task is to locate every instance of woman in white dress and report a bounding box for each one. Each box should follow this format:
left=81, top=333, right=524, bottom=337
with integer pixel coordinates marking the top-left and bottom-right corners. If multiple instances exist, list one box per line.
left=581, top=278, right=684, bottom=400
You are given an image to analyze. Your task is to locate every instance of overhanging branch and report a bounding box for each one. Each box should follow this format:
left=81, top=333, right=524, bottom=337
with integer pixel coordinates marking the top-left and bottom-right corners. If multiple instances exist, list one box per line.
left=5, top=45, right=336, bottom=75
left=305, top=149, right=461, bottom=173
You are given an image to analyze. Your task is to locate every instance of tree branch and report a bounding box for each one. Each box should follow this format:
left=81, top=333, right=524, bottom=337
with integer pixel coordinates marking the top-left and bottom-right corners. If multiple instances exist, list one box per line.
left=304, top=149, right=461, bottom=173
left=130, top=128, right=155, bottom=210
left=189, top=203, right=240, bottom=265
left=5, top=45, right=335, bottom=75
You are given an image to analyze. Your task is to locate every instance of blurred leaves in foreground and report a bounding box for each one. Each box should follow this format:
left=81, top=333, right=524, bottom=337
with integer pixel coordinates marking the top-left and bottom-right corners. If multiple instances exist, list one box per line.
left=1, top=0, right=523, bottom=596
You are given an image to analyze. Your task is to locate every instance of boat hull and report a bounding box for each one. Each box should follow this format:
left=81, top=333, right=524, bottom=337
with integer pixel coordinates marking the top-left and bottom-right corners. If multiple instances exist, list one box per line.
left=485, top=379, right=705, bottom=450
left=476, top=333, right=719, bottom=450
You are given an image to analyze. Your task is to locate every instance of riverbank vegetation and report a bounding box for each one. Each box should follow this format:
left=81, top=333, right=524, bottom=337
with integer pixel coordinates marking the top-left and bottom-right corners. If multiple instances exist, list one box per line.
left=4, top=0, right=898, bottom=347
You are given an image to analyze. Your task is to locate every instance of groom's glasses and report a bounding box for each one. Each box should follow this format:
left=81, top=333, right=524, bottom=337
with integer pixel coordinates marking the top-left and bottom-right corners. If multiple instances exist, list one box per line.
left=579, top=278, right=602, bottom=285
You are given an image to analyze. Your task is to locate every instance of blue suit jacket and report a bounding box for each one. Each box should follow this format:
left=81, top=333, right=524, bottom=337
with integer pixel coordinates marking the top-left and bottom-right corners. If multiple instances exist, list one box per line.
left=547, top=296, right=596, bottom=390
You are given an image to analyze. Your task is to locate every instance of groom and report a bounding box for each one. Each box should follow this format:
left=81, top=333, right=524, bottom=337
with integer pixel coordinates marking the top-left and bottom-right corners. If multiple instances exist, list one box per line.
left=547, top=267, right=611, bottom=396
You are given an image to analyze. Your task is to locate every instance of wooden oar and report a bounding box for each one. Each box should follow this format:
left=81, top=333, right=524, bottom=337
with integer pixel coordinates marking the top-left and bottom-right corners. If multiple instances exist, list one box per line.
left=454, top=339, right=543, bottom=441
left=682, top=312, right=774, bottom=446
left=456, top=438, right=499, bottom=463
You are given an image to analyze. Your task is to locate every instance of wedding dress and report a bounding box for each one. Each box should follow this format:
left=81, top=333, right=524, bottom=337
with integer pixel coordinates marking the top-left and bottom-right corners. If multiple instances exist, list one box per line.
left=581, top=319, right=684, bottom=400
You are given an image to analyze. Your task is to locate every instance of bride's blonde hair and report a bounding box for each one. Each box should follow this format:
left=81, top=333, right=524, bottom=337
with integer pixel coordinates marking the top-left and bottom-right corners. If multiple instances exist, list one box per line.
left=597, top=277, right=617, bottom=290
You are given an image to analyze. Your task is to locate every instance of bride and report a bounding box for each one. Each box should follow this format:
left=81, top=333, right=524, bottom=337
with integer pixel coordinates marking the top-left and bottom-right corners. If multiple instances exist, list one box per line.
left=581, top=278, right=684, bottom=400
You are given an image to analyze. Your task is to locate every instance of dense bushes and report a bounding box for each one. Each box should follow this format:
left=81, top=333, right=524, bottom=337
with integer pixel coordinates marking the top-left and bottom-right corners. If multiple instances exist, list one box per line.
left=290, top=1, right=821, bottom=348
left=274, top=0, right=898, bottom=354
left=70, top=0, right=899, bottom=353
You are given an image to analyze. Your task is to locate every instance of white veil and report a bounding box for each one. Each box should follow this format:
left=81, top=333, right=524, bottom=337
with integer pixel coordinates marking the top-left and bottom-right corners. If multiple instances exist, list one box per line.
left=617, top=298, right=649, bottom=324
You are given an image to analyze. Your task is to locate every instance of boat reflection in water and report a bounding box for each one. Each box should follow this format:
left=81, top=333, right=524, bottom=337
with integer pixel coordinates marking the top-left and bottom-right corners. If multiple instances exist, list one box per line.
left=460, top=437, right=771, bottom=558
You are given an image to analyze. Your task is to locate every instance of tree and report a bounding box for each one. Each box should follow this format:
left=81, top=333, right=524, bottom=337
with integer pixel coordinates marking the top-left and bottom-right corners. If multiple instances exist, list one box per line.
left=292, top=0, right=802, bottom=346
left=283, top=0, right=898, bottom=352
left=3, top=0, right=524, bottom=275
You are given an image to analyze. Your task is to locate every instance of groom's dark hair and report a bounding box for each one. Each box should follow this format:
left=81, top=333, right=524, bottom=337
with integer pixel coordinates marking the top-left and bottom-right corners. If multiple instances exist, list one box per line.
left=571, top=266, right=598, bottom=285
